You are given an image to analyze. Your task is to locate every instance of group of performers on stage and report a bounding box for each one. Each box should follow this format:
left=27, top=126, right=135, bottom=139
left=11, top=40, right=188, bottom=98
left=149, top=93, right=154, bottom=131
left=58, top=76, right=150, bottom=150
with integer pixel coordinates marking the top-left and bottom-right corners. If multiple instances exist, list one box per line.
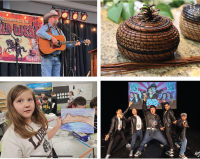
left=105, top=95, right=189, bottom=159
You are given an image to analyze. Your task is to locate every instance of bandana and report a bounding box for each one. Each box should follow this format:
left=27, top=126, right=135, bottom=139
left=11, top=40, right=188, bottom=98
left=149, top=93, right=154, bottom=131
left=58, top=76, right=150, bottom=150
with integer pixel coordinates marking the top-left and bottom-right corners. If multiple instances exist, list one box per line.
left=181, top=113, right=187, bottom=117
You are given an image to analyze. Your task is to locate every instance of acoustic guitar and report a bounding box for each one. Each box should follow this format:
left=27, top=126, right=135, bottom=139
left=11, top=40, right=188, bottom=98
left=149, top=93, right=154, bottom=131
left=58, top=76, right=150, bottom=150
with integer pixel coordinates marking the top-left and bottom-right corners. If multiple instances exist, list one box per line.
left=38, top=33, right=91, bottom=54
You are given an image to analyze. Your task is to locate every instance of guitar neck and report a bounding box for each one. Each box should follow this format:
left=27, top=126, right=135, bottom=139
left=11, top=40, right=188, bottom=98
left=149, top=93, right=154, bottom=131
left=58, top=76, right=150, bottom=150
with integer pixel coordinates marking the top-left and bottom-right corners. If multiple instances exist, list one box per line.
left=60, top=41, right=77, bottom=45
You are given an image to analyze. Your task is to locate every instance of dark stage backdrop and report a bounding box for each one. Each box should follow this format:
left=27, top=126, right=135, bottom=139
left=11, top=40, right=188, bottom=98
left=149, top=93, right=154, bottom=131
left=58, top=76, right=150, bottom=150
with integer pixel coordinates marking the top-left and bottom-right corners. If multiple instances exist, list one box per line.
left=59, top=21, right=97, bottom=77
left=0, top=9, right=97, bottom=76
left=101, top=81, right=200, bottom=135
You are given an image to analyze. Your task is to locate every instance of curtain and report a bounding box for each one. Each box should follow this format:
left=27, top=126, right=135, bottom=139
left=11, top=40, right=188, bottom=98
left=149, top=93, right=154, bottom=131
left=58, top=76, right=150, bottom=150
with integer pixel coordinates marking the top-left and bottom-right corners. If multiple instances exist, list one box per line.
left=60, top=20, right=97, bottom=76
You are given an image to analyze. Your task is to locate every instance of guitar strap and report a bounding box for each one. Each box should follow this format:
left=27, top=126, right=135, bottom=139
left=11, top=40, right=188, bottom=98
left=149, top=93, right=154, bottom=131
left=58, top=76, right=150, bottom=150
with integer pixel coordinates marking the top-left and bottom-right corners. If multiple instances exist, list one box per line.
left=38, top=23, right=64, bottom=57
left=55, top=27, right=64, bottom=62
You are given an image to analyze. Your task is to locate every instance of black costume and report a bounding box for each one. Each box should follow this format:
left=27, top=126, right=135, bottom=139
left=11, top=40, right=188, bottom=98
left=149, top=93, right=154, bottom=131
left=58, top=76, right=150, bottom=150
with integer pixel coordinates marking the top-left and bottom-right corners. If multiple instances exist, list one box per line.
left=161, top=102, right=176, bottom=150
left=106, top=107, right=129, bottom=155
left=51, top=96, right=57, bottom=114
left=136, top=100, right=169, bottom=153
left=176, top=118, right=188, bottom=142
left=125, top=115, right=144, bottom=134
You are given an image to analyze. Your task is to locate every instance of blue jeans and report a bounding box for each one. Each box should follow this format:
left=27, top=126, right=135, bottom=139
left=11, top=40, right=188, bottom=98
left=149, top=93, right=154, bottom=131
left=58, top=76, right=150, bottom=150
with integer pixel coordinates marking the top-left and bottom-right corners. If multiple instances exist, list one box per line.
left=131, top=129, right=143, bottom=150
left=137, top=130, right=168, bottom=152
left=41, top=55, right=60, bottom=76
left=177, top=138, right=187, bottom=155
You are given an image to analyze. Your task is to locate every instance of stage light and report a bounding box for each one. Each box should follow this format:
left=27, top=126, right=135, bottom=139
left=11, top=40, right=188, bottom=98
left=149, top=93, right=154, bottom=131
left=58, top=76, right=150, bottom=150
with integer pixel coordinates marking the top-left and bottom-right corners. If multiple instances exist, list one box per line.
left=64, top=19, right=70, bottom=24
left=24, top=16, right=26, bottom=19
left=6, top=14, right=8, bottom=16
left=72, top=12, right=78, bottom=20
left=61, top=11, right=68, bottom=19
left=80, top=24, right=84, bottom=28
left=81, top=12, right=88, bottom=21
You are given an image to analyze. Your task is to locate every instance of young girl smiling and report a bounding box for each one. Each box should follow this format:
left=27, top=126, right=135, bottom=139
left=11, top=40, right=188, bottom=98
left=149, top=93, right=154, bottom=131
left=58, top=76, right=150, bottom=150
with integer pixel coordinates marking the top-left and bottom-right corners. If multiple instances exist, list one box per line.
left=1, top=85, right=62, bottom=157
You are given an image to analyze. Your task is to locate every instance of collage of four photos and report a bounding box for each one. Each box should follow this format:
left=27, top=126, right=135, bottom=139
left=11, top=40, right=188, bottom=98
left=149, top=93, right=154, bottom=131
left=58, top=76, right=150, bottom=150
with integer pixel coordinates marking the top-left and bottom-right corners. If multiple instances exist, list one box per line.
left=0, top=0, right=200, bottom=158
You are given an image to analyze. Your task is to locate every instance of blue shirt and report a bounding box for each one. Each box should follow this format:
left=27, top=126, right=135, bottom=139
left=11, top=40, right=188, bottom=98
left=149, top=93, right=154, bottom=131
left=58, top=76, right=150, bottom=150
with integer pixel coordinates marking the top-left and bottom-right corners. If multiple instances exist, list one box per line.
left=37, top=22, right=74, bottom=55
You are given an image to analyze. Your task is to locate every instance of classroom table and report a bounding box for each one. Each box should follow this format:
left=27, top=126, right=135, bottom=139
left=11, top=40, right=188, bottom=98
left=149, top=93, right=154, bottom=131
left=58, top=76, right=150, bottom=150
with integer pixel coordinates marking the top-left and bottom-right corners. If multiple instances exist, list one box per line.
left=46, top=114, right=97, bottom=158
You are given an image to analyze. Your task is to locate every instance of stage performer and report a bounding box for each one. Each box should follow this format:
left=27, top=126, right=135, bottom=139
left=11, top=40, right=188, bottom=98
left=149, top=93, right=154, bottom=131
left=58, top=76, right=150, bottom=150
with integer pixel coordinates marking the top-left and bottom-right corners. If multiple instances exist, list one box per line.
left=124, top=103, right=144, bottom=157
left=105, top=104, right=131, bottom=158
left=161, top=99, right=177, bottom=154
left=37, top=10, right=81, bottom=76
left=134, top=95, right=173, bottom=157
left=175, top=113, right=189, bottom=159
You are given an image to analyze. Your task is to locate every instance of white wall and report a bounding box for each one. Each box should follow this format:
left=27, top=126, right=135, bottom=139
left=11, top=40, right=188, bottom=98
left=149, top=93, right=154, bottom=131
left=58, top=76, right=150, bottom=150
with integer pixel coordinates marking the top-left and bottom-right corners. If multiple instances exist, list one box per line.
left=7, top=1, right=97, bottom=24
left=0, top=81, right=97, bottom=109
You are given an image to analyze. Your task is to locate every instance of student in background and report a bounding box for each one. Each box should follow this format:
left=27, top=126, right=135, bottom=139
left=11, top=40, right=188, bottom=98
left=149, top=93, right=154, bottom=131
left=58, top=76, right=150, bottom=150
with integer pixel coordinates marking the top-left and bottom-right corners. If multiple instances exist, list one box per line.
left=35, top=95, right=42, bottom=106
left=72, top=96, right=86, bottom=108
left=40, top=93, right=45, bottom=103
left=67, top=91, right=75, bottom=107
left=42, top=96, right=52, bottom=114
left=1, top=85, right=62, bottom=157
left=51, top=91, right=57, bottom=114
left=35, top=95, right=42, bottom=110
left=90, top=97, right=97, bottom=133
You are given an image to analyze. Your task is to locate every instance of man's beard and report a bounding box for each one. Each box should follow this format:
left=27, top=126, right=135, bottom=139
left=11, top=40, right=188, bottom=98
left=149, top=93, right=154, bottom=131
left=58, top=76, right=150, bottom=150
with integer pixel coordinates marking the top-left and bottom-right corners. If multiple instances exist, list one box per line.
left=54, top=20, right=58, bottom=26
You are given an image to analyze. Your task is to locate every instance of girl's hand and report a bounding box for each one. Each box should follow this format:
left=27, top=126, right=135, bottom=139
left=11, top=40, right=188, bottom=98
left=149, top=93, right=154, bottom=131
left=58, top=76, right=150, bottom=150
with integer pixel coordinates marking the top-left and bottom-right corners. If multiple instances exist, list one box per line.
left=57, top=116, right=62, bottom=128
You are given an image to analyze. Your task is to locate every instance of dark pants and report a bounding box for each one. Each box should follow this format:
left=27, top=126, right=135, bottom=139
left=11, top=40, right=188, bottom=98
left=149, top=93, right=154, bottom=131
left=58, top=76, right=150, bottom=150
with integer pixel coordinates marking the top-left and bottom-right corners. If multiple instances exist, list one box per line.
left=107, top=129, right=128, bottom=155
left=165, top=126, right=174, bottom=149
left=137, top=130, right=169, bottom=152
left=131, top=129, right=143, bottom=150
left=52, top=105, right=57, bottom=114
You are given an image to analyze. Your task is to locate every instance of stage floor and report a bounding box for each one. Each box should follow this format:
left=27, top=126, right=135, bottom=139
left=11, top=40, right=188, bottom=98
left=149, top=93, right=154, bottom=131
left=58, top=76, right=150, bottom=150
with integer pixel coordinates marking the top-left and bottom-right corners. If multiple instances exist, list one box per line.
left=101, top=129, right=200, bottom=158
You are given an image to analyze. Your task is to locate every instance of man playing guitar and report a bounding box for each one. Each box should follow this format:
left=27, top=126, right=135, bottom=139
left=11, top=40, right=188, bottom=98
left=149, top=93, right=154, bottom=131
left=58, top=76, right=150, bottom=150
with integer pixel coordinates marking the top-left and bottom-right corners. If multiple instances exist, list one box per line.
left=37, top=10, right=81, bottom=77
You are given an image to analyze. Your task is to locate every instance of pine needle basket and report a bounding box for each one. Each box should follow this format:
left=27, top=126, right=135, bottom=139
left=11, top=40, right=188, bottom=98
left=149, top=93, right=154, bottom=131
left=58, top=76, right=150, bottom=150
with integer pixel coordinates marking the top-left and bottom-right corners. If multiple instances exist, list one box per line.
left=116, top=4, right=180, bottom=62
left=180, top=3, right=200, bottom=42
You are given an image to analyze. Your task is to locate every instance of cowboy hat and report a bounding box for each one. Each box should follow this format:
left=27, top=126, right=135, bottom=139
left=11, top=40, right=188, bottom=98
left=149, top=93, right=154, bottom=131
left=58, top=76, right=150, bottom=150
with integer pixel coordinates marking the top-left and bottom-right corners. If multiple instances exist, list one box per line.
left=43, top=10, right=60, bottom=23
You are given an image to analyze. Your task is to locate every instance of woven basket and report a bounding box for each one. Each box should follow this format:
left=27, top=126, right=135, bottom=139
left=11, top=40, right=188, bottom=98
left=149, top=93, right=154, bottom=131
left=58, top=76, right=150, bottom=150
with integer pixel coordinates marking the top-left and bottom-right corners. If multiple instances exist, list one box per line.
left=180, top=3, right=200, bottom=42
left=116, top=6, right=180, bottom=62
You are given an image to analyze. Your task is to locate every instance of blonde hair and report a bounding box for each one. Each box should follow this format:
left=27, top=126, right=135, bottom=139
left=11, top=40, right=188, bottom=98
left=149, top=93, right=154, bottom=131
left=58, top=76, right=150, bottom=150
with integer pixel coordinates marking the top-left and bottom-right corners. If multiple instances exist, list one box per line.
left=6, top=85, right=48, bottom=139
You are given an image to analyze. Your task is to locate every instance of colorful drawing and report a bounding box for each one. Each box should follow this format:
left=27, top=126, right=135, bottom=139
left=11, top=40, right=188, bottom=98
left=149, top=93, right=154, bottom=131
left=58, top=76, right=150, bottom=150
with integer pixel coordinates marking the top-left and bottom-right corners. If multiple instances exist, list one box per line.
left=27, top=82, right=52, bottom=97
left=61, top=108, right=95, bottom=133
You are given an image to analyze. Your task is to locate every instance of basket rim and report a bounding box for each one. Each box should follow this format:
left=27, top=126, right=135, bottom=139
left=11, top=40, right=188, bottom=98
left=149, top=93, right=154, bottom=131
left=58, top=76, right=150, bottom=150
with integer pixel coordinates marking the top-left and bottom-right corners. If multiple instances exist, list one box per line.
left=117, top=41, right=179, bottom=55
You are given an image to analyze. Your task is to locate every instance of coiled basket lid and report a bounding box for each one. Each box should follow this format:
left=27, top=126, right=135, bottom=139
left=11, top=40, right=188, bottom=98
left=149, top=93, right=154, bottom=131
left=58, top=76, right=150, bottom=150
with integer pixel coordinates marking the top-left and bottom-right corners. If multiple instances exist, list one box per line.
left=116, top=5, right=180, bottom=62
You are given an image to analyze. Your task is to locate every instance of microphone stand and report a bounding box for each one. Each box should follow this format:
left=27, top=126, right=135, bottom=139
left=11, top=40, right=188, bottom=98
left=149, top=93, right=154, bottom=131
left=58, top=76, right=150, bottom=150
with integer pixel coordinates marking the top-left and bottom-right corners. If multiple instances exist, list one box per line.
left=58, top=22, right=81, bottom=77
left=67, top=33, right=75, bottom=76
left=1, top=20, right=20, bottom=76
left=73, top=34, right=76, bottom=76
